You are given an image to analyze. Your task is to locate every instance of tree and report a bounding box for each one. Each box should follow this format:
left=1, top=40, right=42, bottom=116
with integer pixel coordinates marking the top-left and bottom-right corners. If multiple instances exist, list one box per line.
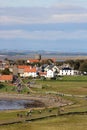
left=65, top=60, right=74, bottom=67
left=1, top=68, right=11, bottom=75
left=74, top=61, right=80, bottom=70
left=0, top=83, right=5, bottom=89
left=79, top=62, right=87, bottom=72
left=15, top=59, right=26, bottom=65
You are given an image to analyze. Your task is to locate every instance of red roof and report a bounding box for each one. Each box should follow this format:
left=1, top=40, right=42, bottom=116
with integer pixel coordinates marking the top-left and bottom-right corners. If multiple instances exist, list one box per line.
left=27, top=59, right=39, bottom=63
left=39, top=72, right=47, bottom=76
left=18, top=65, right=37, bottom=73
left=0, top=75, right=13, bottom=81
left=24, top=67, right=37, bottom=73
left=18, top=65, right=31, bottom=69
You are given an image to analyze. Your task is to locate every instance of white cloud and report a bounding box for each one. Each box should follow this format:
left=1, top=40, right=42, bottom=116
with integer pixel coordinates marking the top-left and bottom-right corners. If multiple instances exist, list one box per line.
left=0, top=30, right=87, bottom=40
left=0, top=3, right=87, bottom=25
left=0, top=16, right=30, bottom=24
left=0, top=30, right=23, bottom=38
left=52, top=3, right=85, bottom=10
left=1, top=12, right=87, bottom=25
left=51, top=13, right=87, bottom=23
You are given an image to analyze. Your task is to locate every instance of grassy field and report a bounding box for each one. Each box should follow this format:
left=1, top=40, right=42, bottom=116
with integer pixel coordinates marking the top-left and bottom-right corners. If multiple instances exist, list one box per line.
left=0, top=115, right=87, bottom=130
left=32, top=80, right=87, bottom=95
left=0, top=76, right=87, bottom=95
left=58, top=75, right=87, bottom=81
left=0, top=76, right=87, bottom=129
left=0, top=108, right=58, bottom=124
left=0, top=82, right=29, bottom=94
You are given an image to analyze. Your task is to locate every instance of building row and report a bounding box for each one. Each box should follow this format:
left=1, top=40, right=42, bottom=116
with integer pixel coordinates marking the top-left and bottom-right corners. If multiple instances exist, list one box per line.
left=0, top=59, right=79, bottom=82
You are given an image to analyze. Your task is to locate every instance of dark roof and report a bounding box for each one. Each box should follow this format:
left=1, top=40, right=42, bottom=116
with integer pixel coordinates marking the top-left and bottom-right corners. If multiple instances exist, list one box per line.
left=62, top=67, right=72, bottom=70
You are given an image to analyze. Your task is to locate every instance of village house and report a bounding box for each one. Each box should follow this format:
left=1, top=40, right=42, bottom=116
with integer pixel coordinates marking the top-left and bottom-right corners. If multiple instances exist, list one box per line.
left=0, top=60, right=8, bottom=70
left=27, top=59, right=40, bottom=64
left=44, top=65, right=59, bottom=72
left=41, top=65, right=59, bottom=78
left=39, top=72, right=47, bottom=78
left=58, top=67, right=74, bottom=76
left=46, top=69, right=56, bottom=78
left=39, top=70, right=55, bottom=78
left=17, top=65, right=37, bottom=78
left=39, top=65, right=57, bottom=78
left=0, top=75, right=13, bottom=82
left=17, top=65, right=26, bottom=75
left=6, top=58, right=77, bottom=79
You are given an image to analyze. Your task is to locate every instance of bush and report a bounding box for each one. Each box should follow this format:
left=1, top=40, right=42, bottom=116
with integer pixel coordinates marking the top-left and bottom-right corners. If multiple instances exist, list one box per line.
left=0, top=83, right=5, bottom=89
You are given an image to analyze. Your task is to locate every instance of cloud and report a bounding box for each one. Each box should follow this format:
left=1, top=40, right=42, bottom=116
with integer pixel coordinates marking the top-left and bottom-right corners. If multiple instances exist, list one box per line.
left=51, top=13, right=87, bottom=23
left=0, top=30, right=87, bottom=40
left=1, top=12, right=87, bottom=25
left=0, top=16, right=31, bottom=25
left=0, top=4, right=87, bottom=43
left=52, top=3, right=86, bottom=12
left=0, top=3, right=87, bottom=25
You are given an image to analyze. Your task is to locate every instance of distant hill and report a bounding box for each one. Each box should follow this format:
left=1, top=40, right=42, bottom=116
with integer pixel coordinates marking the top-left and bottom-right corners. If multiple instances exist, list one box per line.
left=0, top=50, right=87, bottom=60
left=0, top=50, right=87, bottom=56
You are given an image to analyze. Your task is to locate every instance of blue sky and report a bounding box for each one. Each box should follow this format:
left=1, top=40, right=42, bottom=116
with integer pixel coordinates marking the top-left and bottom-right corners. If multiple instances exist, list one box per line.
left=0, top=0, right=87, bottom=52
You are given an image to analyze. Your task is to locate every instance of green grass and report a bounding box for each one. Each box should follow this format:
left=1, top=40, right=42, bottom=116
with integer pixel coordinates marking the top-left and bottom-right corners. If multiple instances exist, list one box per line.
left=0, top=76, right=87, bottom=129
left=32, top=80, right=87, bottom=95
left=0, top=115, right=87, bottom=130
left=0, top=96, right=86, bottom=125
left=0, top=76, right=87, bottom=95
left=30, top=76, right=87, bottom=95
left=0, top=83, right=16, bottom=93
left=62, top=96, right=87, bottom=113
left=0, top=82, right=29, bottom=94
left=59, top=75, right=87, bottom=81
left=0, top=108, right=58, bottom=122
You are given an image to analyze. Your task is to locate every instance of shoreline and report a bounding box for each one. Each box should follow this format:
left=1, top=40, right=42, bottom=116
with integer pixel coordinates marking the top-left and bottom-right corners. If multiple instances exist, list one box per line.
left=0, top=92, right=71, bottom=108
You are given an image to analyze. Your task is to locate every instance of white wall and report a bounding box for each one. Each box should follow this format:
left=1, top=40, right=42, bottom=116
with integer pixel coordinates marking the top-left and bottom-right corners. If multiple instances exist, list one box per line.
left=59, top=69, right=74, bottom=76
left=20, top=72, right=37, bottom=77
left=46, top=70, right=55, bottom=78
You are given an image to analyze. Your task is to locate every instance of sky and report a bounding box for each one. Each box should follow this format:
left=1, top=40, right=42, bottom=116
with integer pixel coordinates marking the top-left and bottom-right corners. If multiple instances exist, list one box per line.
left=0, top=0, right=87, bottom=52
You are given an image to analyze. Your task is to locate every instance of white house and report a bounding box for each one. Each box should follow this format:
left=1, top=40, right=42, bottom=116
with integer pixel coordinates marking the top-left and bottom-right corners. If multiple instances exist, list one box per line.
left=18, top=65, right=37, bottom=78
left=21, top=67, right=37, bottom=78
left=39, top=69, right=55, bottom=78
left=59, top=67, right=74, bottom=76
left=44, top=65, right=59, bottom=72
left=46, top=69, right=55, bottom=78
left=21, top=71, right=37, bottom=78
left=52, top=66, right=60, bottom=73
